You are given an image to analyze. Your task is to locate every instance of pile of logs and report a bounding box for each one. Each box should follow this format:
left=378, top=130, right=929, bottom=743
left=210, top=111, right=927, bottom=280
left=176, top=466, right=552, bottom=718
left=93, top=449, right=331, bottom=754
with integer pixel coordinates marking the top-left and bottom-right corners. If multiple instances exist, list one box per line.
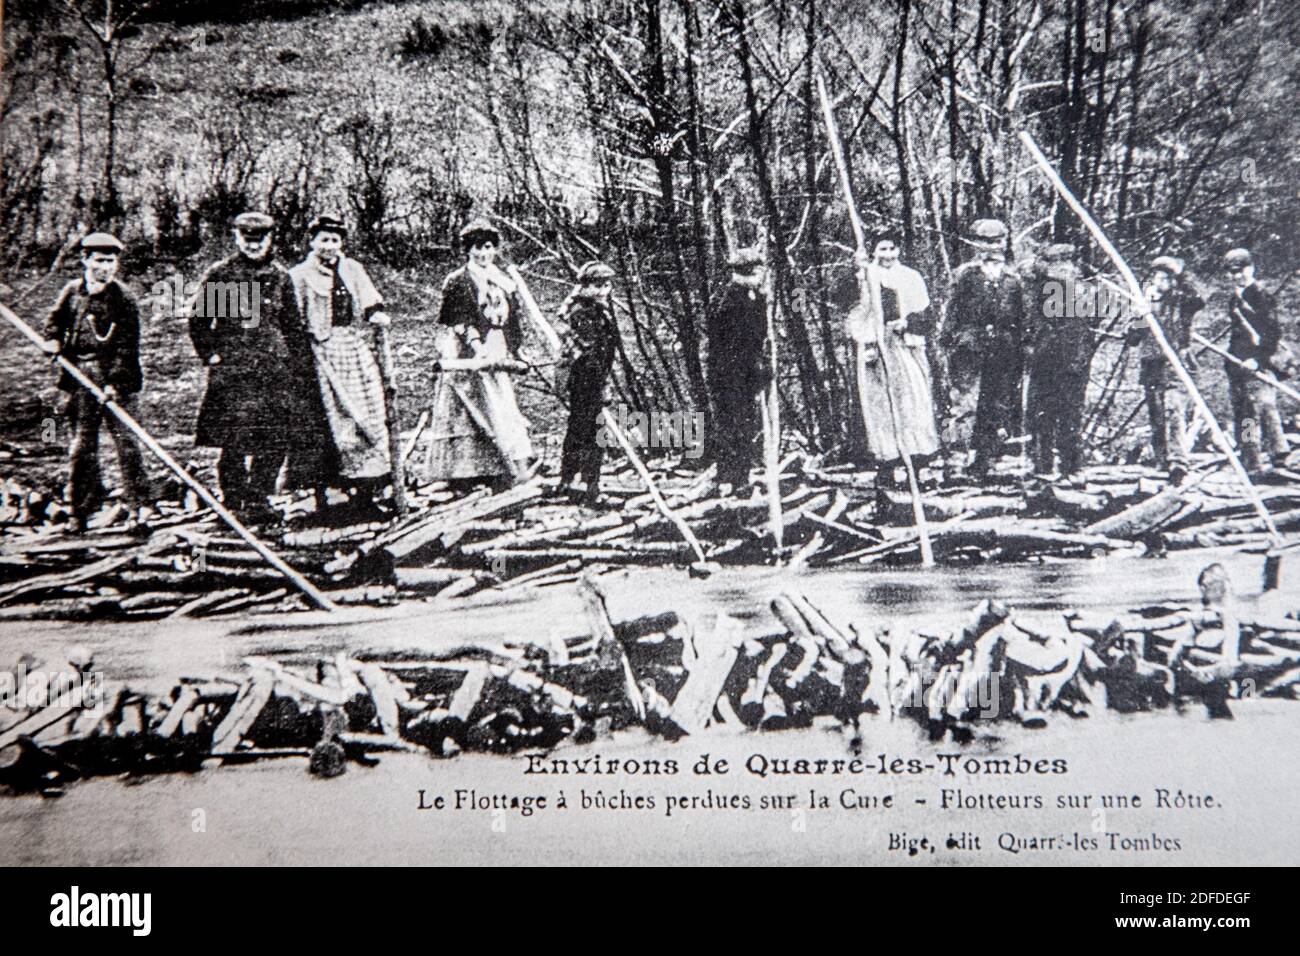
left=3, top=571, right=1298, bottom=794
left=2, top=452, right=1300, bottom=621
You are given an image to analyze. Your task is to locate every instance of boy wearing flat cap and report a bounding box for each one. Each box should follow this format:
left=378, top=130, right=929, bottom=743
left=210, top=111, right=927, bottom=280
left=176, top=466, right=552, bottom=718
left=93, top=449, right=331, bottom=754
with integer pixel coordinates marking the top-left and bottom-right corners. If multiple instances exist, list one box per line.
left=41, top=232, right=152, bottom=530
left=557, top=260, right=619, bottom=505
left=706, top=247, right=772, bottom=491
left=1127, top=255, right=1204, bottom=481
left=185, top=212, right=303, bottom=523
left=1221, top=247, right=1290, bottom=476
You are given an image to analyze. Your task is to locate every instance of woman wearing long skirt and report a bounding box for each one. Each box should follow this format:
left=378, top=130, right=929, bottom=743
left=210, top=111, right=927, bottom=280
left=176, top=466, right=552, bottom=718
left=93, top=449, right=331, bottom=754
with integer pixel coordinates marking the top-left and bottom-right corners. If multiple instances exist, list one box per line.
left=285, top=214, right=395, bottom=520
left=847, top=231, right=940, bottom=494
left=423, top=218, right=534, bottom=489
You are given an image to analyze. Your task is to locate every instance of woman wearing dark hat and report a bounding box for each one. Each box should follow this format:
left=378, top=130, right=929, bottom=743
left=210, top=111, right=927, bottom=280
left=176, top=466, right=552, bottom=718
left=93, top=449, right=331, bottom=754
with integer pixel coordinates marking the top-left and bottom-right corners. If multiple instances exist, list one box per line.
left=846, top=230, right=939, bottom=494
left=557, top=260, right=618, bottom=504
left=285, top=214, right=395, bottom=519
left=422, top=217, right=534, bottom=487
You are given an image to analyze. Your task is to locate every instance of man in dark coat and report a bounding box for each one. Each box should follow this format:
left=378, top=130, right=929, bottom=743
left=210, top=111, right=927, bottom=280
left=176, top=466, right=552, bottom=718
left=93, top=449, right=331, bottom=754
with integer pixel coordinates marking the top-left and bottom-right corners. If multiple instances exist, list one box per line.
left=1126, top=255, right=1205, bottom=481
left=940, top=219, right=1027, bottom=483
left=41, top=232, right=152, bottom=531
left=186, top=212, right=301, bottom=522
left=1026, top=243, right=1095, bottom=479
left=1221, top=247, right=1290, bottom=476
left=558, top=260, right=619, bottom=505
left=706, top=247, right=772, bottom=490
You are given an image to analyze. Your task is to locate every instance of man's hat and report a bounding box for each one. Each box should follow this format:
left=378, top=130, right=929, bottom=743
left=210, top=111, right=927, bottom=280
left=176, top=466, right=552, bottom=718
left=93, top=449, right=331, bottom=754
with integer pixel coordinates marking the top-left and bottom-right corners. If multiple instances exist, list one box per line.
left=577, top=260, right=615, bottom=283
left=307, top=214, right=347, bottom=238
left=233, top=211, right=274, bottom=234
left=80, top=232, right=124, bottom=254
left=1151, top=255, right=1185, bottom=277
left=1223, top=248, right=1253, bottom=269
left=459, top=217, right=501, bottom=247
left=727, top=246, right=766, bottom=271
left=966, top=219, right=1008, bottom=248
left=1042, top=243, right=1077, bottom=263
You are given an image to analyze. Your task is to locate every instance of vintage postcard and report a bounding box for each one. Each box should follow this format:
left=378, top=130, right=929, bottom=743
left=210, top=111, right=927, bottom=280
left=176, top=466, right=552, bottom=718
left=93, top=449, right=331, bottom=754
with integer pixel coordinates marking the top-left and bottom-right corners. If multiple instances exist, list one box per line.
left=0, top=0, right=1297, bottom=871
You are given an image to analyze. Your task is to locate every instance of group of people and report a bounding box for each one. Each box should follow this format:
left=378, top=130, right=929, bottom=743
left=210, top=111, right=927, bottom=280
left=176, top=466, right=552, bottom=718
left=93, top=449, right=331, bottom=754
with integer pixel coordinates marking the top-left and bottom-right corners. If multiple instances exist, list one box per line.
left=38, top=213, right=626, bottom=529
left=37, top=209, right=1292, bottom=532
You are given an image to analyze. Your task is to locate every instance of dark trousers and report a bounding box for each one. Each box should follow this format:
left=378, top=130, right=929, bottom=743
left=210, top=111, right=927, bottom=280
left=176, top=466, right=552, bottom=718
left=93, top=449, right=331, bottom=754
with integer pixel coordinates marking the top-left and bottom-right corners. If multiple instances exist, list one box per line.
left=560, top=352, right=612, bottom=487
left=1029, top=360, right=1087, bottom=475
left=66, top=390, right=149, bottom=518
left=217, top=446, right=285, bottom=513
left=971, top=351, right=1023, bottom=475
left=1229, top=368, right=1289, bottom=471
left=711, top=391, right=763, bottom=486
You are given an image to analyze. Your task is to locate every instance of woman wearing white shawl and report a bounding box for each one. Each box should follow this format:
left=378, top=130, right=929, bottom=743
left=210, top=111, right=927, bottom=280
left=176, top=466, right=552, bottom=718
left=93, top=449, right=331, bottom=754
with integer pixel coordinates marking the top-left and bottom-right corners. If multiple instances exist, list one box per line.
left=422, top=218, right=534, bottom=488
left=846, top=232, right=940, bottom=478
left=286, top=215, right=394, bottom=518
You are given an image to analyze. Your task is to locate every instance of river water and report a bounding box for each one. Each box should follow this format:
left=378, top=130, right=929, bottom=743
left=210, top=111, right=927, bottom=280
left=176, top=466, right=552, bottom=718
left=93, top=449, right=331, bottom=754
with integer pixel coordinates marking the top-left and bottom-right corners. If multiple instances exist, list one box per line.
left=2, top=546, right=1296, bottom=865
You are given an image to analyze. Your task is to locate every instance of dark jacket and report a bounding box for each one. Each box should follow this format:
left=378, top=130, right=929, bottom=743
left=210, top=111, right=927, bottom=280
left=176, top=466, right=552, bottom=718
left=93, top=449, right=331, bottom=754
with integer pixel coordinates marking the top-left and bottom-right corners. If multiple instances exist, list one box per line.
left=188, top=253, right=297, bottom=449
left=1126, top=284, right=1205, bottom=365
left=437, top=266, right=525, bottom=356
left=1227, top=282, right=1280, bottom=370
left=1025, top=270, right=1097, bottom=372
left=45, top=277, right=143, bottom=395
left=562, top=293, right=618, bottom=366
left=707, top=283, right=771, bottom=401
left=941, top=261, right=1026, bottom=378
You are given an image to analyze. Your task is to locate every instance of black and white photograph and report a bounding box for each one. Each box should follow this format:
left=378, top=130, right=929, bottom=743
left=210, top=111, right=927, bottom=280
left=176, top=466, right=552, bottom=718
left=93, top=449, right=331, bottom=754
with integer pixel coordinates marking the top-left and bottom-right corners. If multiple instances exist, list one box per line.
left=0, top=0, right=1297, bottom=883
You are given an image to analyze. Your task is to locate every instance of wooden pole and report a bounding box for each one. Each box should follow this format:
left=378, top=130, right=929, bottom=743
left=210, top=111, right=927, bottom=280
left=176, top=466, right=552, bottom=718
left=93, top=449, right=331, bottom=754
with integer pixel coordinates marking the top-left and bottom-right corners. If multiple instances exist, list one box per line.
left=373, top=324, right=408, bottom=514
left=401, top=409, right=430, bottom=466
left=816, top=72, right=934, bottom=566
left=758, top=239, right=784, bottom=560
left=1192, top=333, right=1300, bottom=405
left=1018, top=131, right=1281, bottom=546
left=599, top=407, right=709, bottom=564
left=505, top=264, right=563, bottom=357
left=0, top=302, right=338, bottom=611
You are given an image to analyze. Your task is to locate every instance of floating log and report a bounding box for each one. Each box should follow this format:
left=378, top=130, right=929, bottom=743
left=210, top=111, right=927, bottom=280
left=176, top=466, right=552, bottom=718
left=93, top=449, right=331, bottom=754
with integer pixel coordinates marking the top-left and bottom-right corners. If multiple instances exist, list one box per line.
left=0, top=534, right=177, bottom=607
left=665, top=613, right=744, bottom=735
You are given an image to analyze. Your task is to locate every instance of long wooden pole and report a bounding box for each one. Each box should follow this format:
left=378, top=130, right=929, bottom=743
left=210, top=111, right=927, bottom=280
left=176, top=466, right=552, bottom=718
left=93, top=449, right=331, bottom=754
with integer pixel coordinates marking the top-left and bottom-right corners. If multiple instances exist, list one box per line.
left=599, top=408, right=708, bottom=564
left=1018, top=131, right=1281, bottom=545
left=505, top=264, right=564, bottom=358
left=0, top=302, right=338, bottom=611
left=759, top=240, right=784, bottom=560
left=817, top=72, right=934, bottom=566
left=372, top=324, right=408, bottom=514
left=1191, top=333, right=1300, bottom=405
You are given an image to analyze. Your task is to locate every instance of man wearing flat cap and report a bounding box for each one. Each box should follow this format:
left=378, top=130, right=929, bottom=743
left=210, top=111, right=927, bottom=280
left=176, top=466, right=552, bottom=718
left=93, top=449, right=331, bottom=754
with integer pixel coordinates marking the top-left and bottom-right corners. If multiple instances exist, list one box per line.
left=557, top=260, right=619, bottom=505
left=185, top=211, right=304, bottom=523
left=284, top=214, right=396, bottom=521
left=1127, top=255, right=1204, bottom=481
left=1025, top=243, right=1096, bottom=479
left=1220, top=247, right=1290, bottom=476
left=940, top=218, right=1027, bottom=483
left=41, top=232, right=153, bottom=531
left=706, top=247, right=772, bottom=490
